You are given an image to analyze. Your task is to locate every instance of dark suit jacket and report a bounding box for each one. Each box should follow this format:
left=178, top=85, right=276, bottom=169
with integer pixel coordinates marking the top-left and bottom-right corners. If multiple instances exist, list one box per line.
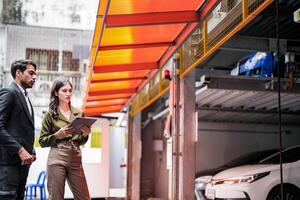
left=0, top=82, right=35, bottom=165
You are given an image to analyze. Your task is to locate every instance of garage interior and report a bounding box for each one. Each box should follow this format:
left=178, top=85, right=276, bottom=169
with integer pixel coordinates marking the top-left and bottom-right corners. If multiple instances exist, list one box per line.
left=127, top=0, right=300, bottom=199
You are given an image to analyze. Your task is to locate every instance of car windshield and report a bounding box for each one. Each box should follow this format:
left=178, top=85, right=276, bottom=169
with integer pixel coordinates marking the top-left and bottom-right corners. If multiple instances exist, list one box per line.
left=224, top=149, right=278, bottom=167
left=259, top=146, right=300, bottom=164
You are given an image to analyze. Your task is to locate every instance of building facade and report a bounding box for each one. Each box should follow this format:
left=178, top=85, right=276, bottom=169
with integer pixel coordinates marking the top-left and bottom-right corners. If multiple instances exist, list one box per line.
left=0, top=24, right=93, bottom=118
left=0, top=0, right=96, bottom=117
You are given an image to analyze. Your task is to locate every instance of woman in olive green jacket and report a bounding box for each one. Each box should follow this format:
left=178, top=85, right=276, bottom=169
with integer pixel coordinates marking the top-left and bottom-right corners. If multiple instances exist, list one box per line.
left=39, top=78, right=91, bottom=200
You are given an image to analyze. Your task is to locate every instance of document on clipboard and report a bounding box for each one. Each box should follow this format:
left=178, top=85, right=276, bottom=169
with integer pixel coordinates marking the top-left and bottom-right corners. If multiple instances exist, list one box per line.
left=68, top=117, right=97, bottom=131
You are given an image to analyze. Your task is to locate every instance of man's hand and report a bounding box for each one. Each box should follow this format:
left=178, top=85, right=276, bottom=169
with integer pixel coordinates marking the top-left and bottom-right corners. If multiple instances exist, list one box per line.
left=18, top=147, right=34, bottom=165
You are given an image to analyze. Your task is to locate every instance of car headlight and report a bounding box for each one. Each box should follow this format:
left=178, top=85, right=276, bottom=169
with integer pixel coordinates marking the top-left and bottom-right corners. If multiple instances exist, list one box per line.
left=213, top=171, right=270, bottom=185
left=195, top=176, right=212, bottom=184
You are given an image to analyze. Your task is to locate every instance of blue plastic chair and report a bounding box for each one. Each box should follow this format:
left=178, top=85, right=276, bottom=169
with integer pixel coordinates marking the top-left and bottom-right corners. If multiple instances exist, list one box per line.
left=25, top=171, right=46, bottom=200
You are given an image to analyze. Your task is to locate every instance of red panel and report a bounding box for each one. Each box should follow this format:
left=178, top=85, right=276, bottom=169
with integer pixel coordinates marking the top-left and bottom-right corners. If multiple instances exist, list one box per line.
left=89, top=80, right=141, bottom=92
left=85, top=99, right=128, bottom=108
left=98, top=0, right=203, bottom=15
left=91, top=70, right=149, bottom=82
left=95, top=47, right=168, bottom=65
left=104, top=11, right=199, bottom=27
left=86, top=94, right=132, bottom=101
left=98, top=24, right=185, bottom=47
left=92, top=77, right=145, bottom=83
left=99, top=42, right=175, bottom=51
left=84, top=105, right=123, bottom=116
left=94, top=62, right=157, bottom=73
left=88, top=88, right=136, bottom=96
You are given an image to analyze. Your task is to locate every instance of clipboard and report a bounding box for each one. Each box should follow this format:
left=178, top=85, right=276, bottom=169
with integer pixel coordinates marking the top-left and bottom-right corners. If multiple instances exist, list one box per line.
left=68, top=117, right=97, bottom=131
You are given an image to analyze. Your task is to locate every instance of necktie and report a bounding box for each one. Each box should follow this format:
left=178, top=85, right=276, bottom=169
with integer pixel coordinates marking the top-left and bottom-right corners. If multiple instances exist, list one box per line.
left=24, top=90, right=32, bottom=116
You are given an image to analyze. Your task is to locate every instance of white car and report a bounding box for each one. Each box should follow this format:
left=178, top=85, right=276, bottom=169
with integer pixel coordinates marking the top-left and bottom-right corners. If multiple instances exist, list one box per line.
left=205, top=145, right=300, bottom=200
left=195, top=149, right=278, bottom=200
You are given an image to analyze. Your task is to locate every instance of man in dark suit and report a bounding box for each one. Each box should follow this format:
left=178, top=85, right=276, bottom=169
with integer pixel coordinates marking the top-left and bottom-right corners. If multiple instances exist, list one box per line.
left=0, top=60, right=37, bottom=200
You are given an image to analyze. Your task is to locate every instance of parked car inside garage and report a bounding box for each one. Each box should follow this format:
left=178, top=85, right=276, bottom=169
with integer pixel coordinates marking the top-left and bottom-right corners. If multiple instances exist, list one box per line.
left=205, top=145, right=300, bottom=200
left=195, top=149, right=278, bottom=200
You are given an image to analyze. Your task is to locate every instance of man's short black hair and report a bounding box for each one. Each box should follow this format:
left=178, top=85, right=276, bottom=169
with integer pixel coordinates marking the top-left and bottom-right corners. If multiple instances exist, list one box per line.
left=11, top=59, right=37, bottom=79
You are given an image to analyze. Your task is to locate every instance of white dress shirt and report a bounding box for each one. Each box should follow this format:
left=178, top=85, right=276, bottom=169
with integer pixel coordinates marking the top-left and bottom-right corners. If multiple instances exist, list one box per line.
left=17, top=84, right=32, bottom=116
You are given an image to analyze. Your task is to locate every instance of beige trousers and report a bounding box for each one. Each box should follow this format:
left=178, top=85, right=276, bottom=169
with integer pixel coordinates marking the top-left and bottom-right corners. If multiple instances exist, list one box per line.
left=46, top=141, right=90, bottom=200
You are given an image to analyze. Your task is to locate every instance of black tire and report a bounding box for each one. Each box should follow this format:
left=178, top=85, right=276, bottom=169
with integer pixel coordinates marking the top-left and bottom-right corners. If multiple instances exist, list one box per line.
left=267, top=185, right=300, bottom=200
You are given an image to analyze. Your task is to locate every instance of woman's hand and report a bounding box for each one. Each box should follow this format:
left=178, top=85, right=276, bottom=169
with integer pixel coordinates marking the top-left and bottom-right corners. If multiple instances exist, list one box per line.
left=55, top=126, right=75, bottom=139
left=81, top=126, right=91, bottom=137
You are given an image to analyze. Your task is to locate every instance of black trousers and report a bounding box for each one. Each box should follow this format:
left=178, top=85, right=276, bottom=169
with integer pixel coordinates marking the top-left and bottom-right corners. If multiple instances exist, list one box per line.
left=0, top=165, right=30, bottom=200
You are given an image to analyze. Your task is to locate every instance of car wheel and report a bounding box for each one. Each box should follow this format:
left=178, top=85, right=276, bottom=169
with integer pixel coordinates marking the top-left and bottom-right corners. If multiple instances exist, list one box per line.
left=267, top=185, right=300, bottom=200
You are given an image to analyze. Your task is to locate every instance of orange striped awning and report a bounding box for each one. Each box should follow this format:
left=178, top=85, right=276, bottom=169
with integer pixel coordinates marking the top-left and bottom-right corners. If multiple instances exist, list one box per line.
left=83, top=0, right=218, bottom=116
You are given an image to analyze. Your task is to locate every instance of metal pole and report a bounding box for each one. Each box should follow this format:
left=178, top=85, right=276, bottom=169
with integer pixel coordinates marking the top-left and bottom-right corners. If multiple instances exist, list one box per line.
left=275, top=0, right=284, bottom=198
left=126, top=113, right=133, bottom=199
left=172, top=54, right=181, bottom=200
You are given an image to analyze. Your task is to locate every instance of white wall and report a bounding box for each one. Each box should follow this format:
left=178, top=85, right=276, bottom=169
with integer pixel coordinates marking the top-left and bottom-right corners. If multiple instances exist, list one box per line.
left=196, top=121, right=300, bottom=172
left=21, top=0, right=98, bottom=30
left=109, top=127, right=126, bottom=189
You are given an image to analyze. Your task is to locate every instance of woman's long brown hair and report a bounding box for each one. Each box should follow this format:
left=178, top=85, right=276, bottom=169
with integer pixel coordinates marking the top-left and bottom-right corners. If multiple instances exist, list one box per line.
left=49, top=78, right=73, bottom=120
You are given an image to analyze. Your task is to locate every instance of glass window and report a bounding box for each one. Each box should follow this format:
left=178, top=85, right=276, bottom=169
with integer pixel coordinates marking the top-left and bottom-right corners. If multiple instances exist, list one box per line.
left=62, top=51, right=79, bottom=71
left=260, top=146, right=300, bottom=164
left=26, top=48, right=58, bottom=71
